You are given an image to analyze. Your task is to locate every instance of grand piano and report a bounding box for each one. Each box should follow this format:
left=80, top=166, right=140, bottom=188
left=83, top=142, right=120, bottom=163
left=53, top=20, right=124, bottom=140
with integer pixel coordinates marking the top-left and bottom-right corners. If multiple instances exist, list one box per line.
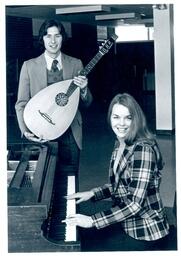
left=7, top=142, right=80, bottom=252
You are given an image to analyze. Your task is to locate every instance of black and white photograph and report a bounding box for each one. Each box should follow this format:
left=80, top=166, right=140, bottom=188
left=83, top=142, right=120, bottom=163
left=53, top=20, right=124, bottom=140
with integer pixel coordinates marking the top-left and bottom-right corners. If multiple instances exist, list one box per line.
left=0, top=1, right=180, bottom=255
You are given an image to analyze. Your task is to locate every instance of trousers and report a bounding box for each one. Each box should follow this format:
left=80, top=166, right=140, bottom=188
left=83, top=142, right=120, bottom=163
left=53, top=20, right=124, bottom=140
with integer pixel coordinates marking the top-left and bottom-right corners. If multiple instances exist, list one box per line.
left=56, top=127, right=80, bottom=173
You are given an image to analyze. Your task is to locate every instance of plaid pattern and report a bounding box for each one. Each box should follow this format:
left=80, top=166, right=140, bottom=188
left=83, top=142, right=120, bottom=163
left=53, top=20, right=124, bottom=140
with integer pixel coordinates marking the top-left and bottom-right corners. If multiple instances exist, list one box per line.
left=91, top=140, right=169, bottom=241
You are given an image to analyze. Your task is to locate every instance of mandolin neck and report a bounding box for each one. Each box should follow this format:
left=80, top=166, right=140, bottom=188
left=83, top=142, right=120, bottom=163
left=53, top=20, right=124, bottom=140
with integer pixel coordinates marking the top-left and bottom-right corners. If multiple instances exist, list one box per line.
left=79, top=51, right=104, bottom=76
left=66, top=35, right=117, bottom=96
left=66, top=51, right=104, bottom=96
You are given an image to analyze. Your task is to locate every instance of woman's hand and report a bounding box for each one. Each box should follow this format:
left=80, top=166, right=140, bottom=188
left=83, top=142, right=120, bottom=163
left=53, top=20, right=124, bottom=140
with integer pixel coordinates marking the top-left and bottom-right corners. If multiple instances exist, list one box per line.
left=62, top=214, right=94, bottom=228
left=65, top=191, right=94, bottom=204
left=24, top=131, right=48, bottom=143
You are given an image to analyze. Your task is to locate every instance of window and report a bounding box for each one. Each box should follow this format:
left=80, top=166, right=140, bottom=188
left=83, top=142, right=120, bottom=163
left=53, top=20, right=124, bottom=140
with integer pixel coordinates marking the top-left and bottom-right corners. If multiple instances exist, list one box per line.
left=115, top=25, right=154, bottom=42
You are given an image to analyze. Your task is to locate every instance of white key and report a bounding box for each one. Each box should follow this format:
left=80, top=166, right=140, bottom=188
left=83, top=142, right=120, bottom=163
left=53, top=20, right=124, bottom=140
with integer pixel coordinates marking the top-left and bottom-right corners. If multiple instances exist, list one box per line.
left=65, top=175, right=76, bottom=241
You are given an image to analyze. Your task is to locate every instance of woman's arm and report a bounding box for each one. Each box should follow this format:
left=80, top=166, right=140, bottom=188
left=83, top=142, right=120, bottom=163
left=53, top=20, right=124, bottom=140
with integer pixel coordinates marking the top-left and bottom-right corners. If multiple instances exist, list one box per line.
left=92, top=144, right=156, bottom=229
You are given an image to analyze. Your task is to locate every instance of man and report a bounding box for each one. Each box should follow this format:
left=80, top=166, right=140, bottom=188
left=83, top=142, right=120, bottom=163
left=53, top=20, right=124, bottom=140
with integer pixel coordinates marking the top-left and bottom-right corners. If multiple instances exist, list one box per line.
left=15, top=19, right=93, bottom=242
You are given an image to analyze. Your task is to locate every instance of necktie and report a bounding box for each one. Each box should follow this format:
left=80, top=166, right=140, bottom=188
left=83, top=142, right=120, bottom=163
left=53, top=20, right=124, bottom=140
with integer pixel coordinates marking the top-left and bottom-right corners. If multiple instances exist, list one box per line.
left=51, top=59, right=59, bottom=72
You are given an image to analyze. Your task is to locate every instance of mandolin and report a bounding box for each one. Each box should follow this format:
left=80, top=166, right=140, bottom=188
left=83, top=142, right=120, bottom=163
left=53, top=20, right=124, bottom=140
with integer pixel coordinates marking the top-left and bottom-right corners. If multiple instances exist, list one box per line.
left=23, top=34, right=118, bottom=140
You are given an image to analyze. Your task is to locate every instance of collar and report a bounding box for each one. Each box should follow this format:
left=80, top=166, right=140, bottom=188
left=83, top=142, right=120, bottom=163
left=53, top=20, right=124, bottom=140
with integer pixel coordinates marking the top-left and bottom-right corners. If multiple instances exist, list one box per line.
left=44, top=51, right=62, bottom=71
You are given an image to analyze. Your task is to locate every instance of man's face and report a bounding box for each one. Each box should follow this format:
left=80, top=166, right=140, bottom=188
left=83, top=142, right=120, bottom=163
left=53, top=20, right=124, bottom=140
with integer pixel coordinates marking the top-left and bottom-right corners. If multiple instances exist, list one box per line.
left=43, top=26, right=63, bottom=58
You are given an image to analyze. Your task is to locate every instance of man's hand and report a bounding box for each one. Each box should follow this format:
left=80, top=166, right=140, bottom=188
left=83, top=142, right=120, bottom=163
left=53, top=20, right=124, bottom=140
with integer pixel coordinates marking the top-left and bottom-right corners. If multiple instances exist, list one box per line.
left=24, top=131, right=48, bottom=143
left=73, top=75, right=88, bottom=90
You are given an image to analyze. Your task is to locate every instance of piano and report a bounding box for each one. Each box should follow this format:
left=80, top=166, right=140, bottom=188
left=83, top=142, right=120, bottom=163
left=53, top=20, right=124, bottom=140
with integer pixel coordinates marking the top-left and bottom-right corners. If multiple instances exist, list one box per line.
left=7, top=142, right=80, bottom=252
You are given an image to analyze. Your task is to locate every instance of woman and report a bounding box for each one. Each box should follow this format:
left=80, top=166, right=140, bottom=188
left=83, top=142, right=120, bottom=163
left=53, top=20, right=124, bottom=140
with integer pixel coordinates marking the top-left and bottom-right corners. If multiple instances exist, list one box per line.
left=63, top=93, right=170, bottom=251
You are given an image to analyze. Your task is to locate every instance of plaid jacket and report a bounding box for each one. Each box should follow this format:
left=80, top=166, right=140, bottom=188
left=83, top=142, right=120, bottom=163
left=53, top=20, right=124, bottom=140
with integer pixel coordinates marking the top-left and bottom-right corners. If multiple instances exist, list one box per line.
left=91, top=139, right=169, bottom=241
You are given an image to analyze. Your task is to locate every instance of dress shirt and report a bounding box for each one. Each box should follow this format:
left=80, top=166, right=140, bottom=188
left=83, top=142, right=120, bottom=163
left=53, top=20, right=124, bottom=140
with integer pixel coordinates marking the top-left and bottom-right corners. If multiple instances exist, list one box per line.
left=44, top=52, right=62, bottom=71
left=44, top=51, right=88, bottom=98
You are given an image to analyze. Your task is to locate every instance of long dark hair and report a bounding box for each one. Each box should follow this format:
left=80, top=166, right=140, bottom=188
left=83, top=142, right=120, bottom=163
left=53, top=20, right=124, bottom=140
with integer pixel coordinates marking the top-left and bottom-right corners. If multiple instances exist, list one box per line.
left=38, top=19, right=67, bottom=49
left=107, top=93, right=154, bottom=145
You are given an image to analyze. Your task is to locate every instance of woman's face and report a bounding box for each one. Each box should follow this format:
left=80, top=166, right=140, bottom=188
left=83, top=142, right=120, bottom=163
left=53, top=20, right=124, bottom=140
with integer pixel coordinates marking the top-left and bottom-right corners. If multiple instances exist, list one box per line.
left=43, top=26, right=63, bottom=58
left=110, top=103, right=132, bottom=140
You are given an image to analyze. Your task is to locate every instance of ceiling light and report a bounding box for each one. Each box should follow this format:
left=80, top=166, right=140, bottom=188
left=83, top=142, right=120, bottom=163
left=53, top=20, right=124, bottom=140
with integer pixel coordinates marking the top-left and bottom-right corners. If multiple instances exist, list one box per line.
left=56, top=5, right=110, bottom=14
left=95, top=12, right=140, bottom=21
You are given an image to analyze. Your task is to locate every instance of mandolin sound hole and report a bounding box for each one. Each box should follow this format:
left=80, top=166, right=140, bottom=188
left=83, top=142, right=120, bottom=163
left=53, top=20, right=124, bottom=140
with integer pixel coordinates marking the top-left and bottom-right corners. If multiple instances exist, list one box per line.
left=55, top=93, right=69, bottom=106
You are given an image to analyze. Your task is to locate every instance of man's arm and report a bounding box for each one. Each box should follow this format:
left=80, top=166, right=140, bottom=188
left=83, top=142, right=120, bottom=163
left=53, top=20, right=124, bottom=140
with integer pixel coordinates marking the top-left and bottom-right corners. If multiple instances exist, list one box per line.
left=15, top=62, right=30, bottom=136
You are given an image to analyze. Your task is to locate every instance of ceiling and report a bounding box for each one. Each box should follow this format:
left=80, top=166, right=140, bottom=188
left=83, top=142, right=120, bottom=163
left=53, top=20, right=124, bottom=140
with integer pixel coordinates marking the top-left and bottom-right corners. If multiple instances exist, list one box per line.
left=6, top=4, right=154, bottom=27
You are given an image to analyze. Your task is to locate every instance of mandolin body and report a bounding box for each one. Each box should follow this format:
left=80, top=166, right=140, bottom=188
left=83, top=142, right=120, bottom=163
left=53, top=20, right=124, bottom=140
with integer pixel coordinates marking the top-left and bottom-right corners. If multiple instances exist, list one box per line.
left=23, top=79, right=80, bottom=140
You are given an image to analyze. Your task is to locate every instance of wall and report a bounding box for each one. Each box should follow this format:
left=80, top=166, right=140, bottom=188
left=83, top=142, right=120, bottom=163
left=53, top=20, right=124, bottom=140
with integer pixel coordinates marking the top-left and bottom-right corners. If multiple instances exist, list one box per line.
left=154, top=5, right=175, bottom=132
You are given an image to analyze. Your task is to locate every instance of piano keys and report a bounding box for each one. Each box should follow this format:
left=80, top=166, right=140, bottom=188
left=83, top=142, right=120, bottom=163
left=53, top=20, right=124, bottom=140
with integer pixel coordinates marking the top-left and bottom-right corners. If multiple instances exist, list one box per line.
left=65, top=175, right=77, bottom=241
left=7, top=142, right=81, bottom=252
left=41, top=171, right=80, bottom=246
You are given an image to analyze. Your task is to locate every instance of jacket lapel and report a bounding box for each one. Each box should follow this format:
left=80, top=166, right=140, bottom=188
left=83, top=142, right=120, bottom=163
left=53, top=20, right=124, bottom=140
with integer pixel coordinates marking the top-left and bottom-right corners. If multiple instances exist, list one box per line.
left=61, top=53, right=70, bottom=80
left=110, top=144, right=134, bottom=191
left=35, top=54, right=47, bottom=89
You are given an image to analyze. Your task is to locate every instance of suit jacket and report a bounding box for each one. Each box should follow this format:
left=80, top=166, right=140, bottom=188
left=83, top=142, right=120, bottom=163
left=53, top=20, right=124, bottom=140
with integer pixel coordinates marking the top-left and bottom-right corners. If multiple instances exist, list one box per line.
left=15, top=53, right=93, bottom=149
left=91, top=140, right=169, bottom=241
